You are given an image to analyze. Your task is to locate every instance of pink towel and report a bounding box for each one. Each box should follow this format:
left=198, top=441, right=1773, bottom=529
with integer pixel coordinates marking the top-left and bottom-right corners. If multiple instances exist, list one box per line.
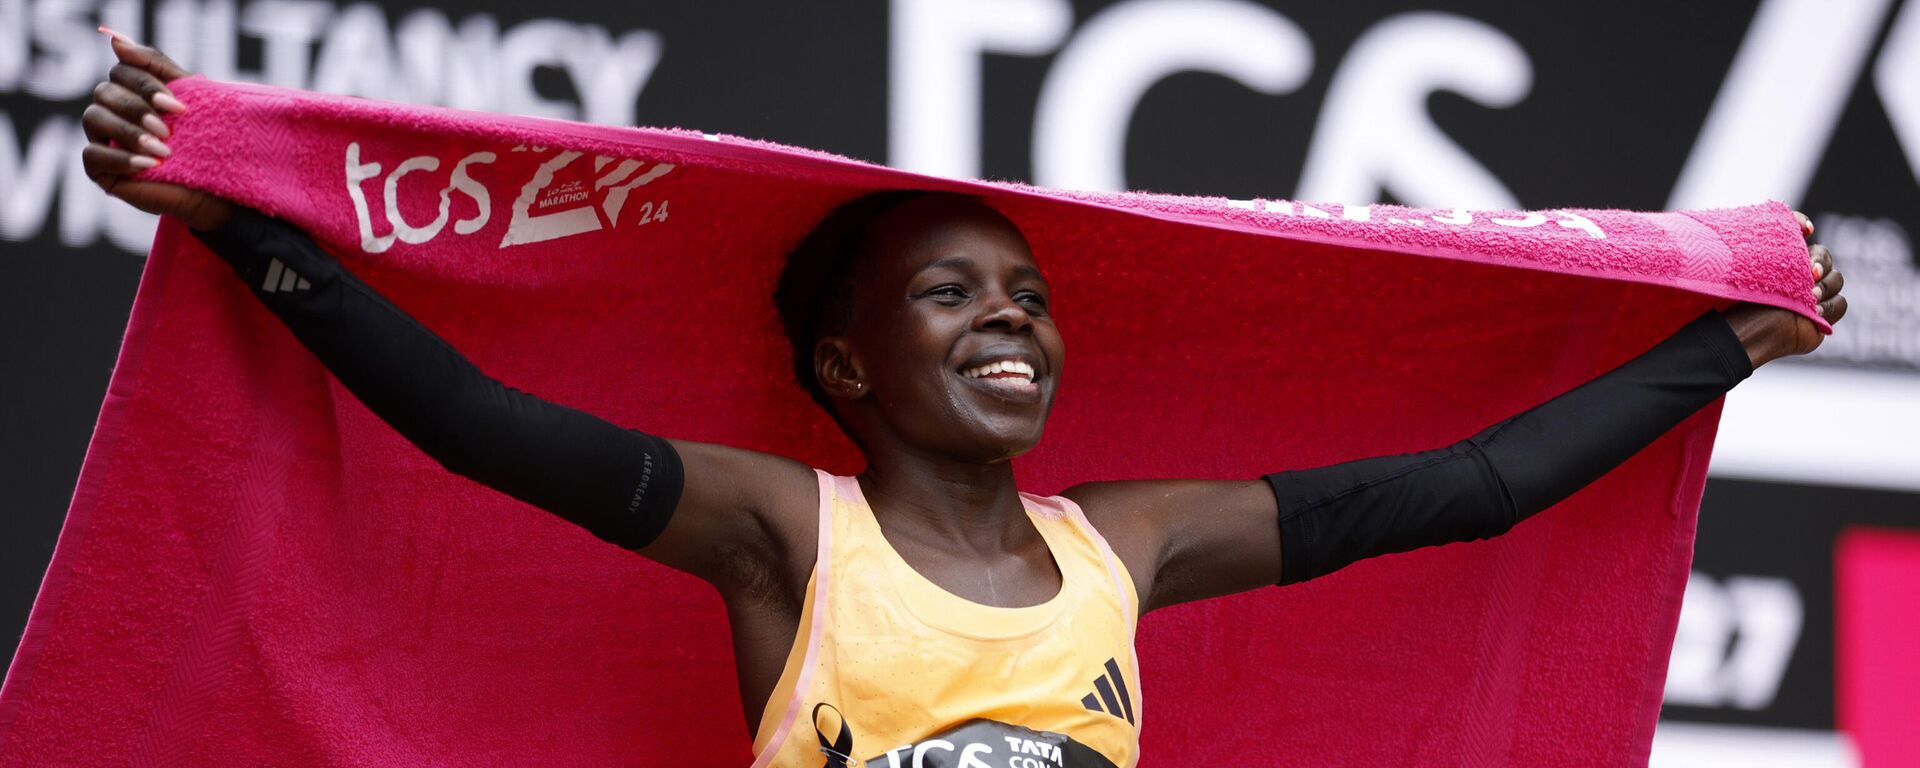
left=0, top=78, right=1821, bottom=767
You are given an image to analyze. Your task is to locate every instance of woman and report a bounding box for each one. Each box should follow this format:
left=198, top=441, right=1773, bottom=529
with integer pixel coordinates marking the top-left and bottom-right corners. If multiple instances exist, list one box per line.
left=81, top=32, right=1846, bottom=767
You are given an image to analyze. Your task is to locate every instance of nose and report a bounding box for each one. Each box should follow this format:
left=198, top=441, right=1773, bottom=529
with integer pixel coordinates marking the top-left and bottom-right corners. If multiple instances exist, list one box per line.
left=972, top=291, right=1033, bottom=334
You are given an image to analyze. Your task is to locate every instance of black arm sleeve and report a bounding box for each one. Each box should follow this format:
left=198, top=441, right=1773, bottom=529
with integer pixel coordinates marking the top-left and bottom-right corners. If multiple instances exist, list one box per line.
left=1266, top=311, right=1752, bottom=584
left=194, top=207, right=683, bottom=551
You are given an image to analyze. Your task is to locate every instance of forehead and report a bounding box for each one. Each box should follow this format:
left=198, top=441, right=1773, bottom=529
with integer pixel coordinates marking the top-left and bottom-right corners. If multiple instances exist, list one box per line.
left=859, top=196, right=1040, bottom=282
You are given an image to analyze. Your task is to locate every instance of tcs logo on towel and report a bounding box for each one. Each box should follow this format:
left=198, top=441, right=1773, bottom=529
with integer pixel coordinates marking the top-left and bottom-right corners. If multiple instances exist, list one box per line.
left=341, top=141, right=675, bottom=254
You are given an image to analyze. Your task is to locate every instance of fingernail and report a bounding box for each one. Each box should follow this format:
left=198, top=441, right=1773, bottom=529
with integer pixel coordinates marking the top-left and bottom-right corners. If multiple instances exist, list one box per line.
left=1813, top=284, right=1824, bottom=299
left=140, top=113, right=170, bottom=139
left=97, top=26, right=135, bottom=45
left=137, top=133, right=172, bottom=158
left=152, top=92, right=186, bottom=113
left=129, top=155, right=158, bottom=170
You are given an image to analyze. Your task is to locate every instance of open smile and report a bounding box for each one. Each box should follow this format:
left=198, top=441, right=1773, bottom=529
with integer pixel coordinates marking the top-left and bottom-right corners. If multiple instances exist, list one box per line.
left=955, top=358, right=1043, bottom=403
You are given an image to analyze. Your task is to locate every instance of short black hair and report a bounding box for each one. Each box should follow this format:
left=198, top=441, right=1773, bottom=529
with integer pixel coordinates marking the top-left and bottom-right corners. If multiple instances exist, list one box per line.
left=774, top=189, right=973, bottom=422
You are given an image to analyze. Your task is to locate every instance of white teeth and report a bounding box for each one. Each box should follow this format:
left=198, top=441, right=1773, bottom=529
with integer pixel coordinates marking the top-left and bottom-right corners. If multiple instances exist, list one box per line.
left=962, top=359, right=1036, bottom=382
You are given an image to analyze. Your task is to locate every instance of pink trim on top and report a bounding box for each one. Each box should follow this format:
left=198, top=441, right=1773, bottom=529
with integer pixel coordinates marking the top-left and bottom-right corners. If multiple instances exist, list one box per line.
left=747, top=470, right=836, bottom=767
left=1050, top=492, right=1146, bottom=758
left=1049, top=494, right=1138, bottom=625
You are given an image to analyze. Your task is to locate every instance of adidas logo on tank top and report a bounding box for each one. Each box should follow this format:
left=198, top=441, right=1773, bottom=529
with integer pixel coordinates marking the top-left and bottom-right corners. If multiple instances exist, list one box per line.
left=1079, top=658, right=1136, bottom=725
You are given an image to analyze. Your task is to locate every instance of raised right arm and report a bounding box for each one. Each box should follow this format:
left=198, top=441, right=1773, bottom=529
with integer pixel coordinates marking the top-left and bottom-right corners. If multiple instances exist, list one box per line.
left=80, top=31, right=820, bottom=588
left=194, top=210, right=819, bottom=579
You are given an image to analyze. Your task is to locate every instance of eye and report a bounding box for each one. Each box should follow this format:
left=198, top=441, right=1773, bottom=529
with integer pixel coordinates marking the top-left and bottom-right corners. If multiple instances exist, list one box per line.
left=921, top=284, right=969, bottom=303
left=1015, top=290, right=1049, bottom=309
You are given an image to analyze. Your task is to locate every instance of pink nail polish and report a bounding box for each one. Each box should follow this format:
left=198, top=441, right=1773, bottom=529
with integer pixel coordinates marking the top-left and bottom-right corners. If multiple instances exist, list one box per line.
left=152, top=92, right=186, bottom=113
left=129, top=155, right=158, bottom=170
left=137, top=133, right=172, bottom=158
left=140, top=113, right=170, bottom=139
left=97, top=26, right=135, bottom=45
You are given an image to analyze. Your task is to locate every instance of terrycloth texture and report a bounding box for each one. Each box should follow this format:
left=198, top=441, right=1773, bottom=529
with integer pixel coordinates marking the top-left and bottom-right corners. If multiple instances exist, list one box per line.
left=0, top=78, right=1821, bottom=767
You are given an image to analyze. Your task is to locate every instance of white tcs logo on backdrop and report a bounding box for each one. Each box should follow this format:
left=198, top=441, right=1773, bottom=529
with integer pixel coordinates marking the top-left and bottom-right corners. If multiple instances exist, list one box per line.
left=889, top=0, right=1920, bottom=209
left=343, top=141, right=673, bottom=253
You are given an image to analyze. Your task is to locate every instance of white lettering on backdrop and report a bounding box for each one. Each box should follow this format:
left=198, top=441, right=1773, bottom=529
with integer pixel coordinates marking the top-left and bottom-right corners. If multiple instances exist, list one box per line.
left=0, top=0, right=661, bottom=252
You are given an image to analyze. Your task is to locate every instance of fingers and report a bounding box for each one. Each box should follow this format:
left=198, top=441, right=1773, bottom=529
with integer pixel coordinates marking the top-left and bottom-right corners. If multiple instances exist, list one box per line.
left=83, top=52, right=177, bottom=185
left=82, top=142, right=156, bottom=178
left=84, top=84, right=171, bottom=157
left=109, top=63, right=178, bottom=134
left=81, top=104, right=165, bottom=163
left=85, top=27, right=214, bottom=221
left=81, top=144, right=153, bottom=193
left=1819, top=294, right=1848, bottom=324
left=100, top=27, right=193, bottom=87
left=1793, top=210, right=1814, bottom=238
left=1813, top=262, right=1843, bottom=301
left=1803, top=241, right=1846, bottom=325
left=1814, top=258, right=1846, bottom=323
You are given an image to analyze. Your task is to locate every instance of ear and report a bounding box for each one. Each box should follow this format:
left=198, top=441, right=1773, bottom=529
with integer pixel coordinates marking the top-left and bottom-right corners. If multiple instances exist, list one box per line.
left=814, top=337, right=867, bottom=400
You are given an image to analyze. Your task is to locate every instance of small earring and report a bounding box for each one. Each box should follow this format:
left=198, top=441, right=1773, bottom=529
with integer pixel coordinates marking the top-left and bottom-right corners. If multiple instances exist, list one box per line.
left=855, top=382, right=864, bottom=390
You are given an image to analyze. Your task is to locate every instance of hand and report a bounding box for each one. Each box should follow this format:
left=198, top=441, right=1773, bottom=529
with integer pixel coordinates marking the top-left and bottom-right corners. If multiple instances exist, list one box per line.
left=1720, top=210, right=1849, bottom=369
left=81, top=28, right=234, bottom=232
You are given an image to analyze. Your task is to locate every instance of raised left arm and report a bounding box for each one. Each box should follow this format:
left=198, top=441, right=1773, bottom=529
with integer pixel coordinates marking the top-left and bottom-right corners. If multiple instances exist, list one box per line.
left=1068, top=233, right=1845, bottom=614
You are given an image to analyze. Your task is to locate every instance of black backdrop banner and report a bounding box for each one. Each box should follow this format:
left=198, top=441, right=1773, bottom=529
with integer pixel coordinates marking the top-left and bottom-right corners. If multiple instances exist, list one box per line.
left=4, top=1, right=1916, bottom=763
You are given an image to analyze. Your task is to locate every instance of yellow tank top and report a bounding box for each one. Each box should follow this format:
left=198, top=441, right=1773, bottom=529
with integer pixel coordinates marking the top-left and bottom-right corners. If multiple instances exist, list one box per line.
left=750, top=471, right=1142, bottom=767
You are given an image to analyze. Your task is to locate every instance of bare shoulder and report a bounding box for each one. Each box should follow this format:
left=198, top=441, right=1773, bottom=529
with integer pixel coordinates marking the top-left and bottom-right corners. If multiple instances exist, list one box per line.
left=671, top=440, right=820, bottom=518
left=1058, top=480, right=1175, bottom=600
left=1062, top=477, right=1266, bottom=541
left=1063, top=478, right=1268, bottom=527
left=1061, top=478, right=1281, bottom=613
left=1059, top=480, right=1158, bottom=531
left=649, top=439, right=822, bottom=599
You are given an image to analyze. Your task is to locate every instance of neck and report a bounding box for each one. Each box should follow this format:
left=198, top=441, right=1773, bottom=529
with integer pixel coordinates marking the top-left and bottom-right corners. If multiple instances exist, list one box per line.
left=857, top=440, right=1032, bottom=555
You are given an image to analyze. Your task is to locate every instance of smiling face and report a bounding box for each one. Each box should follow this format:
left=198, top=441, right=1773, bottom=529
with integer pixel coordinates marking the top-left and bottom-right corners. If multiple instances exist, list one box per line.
left=816, top=195, right=1065, bottom=463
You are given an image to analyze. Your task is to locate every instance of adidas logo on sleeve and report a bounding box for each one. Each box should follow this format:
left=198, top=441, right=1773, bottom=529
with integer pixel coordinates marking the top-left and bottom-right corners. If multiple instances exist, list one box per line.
left=261, top=258, right=311, bottom=294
